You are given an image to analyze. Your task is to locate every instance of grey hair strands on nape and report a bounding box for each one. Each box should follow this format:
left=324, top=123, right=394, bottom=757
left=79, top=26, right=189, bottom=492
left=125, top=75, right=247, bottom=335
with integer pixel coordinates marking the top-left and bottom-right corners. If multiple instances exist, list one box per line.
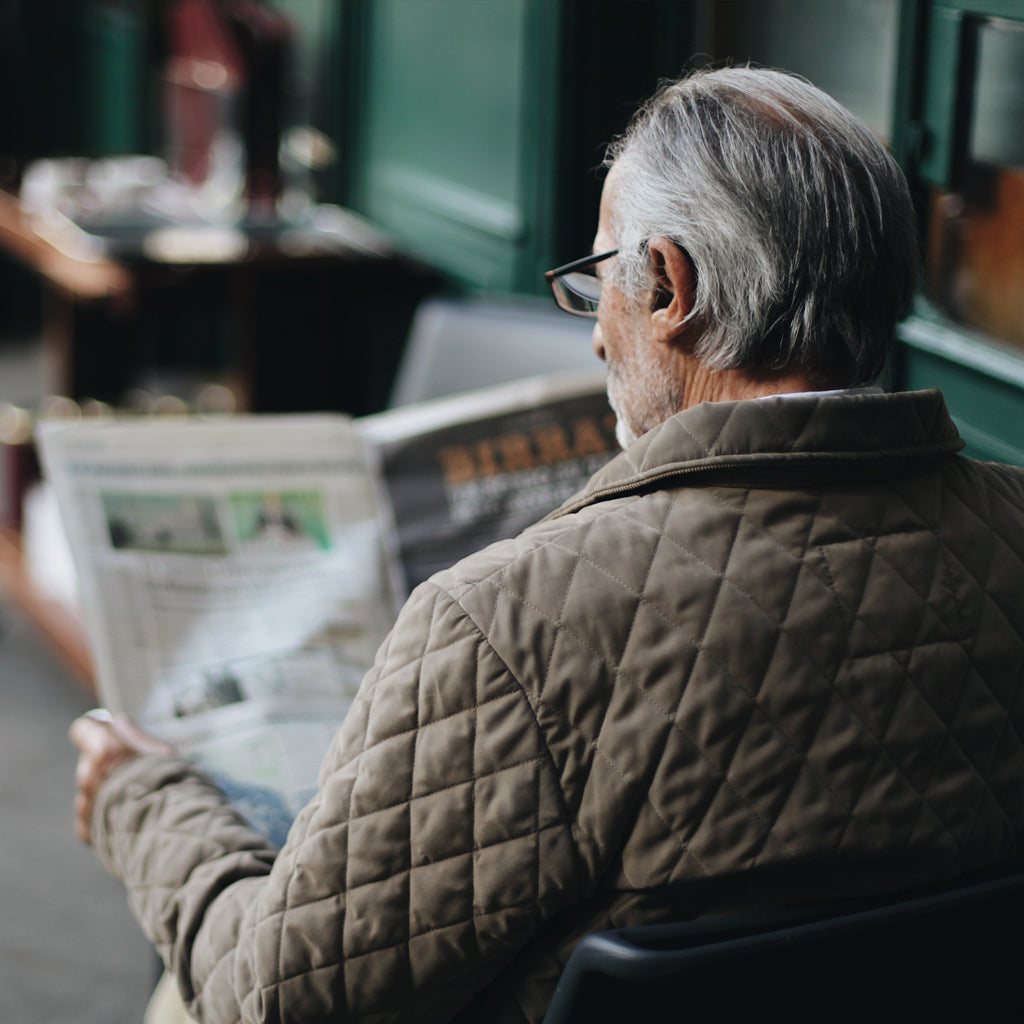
left=604, top=67, right=918, bottom=386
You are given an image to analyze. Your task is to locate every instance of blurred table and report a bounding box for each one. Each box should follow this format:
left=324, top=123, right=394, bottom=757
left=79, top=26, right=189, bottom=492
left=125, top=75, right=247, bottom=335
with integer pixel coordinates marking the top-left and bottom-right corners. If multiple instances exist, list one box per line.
left=0, top=191, right=441, bottom=415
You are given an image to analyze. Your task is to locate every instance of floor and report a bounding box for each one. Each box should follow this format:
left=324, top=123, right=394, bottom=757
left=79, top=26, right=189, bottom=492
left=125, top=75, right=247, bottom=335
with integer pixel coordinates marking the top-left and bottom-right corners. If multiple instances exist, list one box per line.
left=0, top=337, right=155, bottom=1023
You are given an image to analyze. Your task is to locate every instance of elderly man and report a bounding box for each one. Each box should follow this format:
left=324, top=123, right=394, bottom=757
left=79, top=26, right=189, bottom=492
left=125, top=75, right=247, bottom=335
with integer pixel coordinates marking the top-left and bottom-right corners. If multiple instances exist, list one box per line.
left=72, top=68, right=1024, bottom=1024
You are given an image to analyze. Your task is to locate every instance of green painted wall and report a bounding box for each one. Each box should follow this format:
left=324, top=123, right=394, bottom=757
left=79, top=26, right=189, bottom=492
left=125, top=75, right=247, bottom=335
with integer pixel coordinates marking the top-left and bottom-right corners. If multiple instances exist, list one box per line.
left=351, top=0, right=559, bottom=293
left=900, top=314, right=1024, bottom=466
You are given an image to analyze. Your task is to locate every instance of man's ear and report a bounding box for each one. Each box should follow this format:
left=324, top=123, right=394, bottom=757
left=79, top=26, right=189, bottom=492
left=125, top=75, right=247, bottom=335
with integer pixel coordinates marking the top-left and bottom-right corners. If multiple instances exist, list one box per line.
left=648, top=236, right=697, bottom=346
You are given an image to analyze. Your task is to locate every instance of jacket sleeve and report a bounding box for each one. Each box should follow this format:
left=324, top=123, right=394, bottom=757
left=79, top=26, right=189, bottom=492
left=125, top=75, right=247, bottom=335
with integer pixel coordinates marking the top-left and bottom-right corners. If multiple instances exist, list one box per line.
left=91, top=580, right=582, bottom=1023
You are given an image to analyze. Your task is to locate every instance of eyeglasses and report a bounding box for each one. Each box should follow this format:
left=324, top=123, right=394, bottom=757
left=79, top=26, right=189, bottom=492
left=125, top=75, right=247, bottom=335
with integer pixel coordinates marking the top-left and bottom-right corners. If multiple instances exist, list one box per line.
left=544, top=249, right=619, bottom=318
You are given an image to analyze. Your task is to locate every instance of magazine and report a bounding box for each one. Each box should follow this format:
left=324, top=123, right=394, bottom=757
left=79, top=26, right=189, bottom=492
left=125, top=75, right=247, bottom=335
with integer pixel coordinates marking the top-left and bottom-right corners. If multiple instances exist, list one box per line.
left=37, top=369, right=615, bottom=820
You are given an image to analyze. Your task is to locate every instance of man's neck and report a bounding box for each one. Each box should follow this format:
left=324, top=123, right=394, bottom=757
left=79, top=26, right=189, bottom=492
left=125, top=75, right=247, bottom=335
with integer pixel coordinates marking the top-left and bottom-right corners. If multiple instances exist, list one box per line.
left=680, top=361, right=824, bottom=408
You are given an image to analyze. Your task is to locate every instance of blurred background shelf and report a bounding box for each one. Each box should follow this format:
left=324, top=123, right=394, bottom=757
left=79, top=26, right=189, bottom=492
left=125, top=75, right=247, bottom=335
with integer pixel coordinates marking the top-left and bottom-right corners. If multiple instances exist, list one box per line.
left=0, top=186, right=442, bottom=416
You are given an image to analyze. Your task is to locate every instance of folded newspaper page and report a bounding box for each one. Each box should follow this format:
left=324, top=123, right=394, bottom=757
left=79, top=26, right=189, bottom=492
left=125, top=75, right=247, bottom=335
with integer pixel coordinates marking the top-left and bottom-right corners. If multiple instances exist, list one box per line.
left=37, top=370, right=617, bottom=829
left=361, top=368, right=616, bottom=594
left=37, top=414, right=398, bottom=821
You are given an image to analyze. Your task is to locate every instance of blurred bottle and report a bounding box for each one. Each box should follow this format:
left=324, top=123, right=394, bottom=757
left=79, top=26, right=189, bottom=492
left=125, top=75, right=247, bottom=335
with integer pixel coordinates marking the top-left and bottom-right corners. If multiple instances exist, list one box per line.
left=162, top=0, right=292, bottom=223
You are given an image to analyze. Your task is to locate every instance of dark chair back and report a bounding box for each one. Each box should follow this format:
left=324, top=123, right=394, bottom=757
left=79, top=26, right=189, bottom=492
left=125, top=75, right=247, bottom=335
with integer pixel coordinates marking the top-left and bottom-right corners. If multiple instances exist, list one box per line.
left=543, top=860, right=1024, bottom=1022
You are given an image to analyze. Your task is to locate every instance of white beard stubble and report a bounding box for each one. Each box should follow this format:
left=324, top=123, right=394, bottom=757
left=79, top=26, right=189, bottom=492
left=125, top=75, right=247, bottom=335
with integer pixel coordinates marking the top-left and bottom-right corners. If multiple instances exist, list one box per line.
left=606, top=341, right=685, bottom=450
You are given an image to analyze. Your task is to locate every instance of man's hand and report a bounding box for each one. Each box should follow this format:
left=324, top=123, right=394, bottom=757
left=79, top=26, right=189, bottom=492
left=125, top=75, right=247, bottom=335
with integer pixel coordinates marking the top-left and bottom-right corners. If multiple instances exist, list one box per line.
left=69, top=711, right=173, bottom=845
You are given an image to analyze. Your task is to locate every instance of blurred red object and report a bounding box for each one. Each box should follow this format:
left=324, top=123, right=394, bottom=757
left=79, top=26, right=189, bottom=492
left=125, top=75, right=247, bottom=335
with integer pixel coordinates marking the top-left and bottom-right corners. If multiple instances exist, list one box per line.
left=163, top=0, right=291, bottom=216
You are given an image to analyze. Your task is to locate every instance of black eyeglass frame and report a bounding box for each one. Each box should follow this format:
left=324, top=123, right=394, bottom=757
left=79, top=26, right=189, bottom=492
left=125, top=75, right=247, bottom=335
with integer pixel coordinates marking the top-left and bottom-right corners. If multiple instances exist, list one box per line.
left=544, top=249, right=619, bottom=318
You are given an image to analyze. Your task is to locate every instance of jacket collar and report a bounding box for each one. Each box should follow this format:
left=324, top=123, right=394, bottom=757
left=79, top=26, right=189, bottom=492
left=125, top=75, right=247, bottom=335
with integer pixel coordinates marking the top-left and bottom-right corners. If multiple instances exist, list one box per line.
left=551, top=388, right=964, bottom=519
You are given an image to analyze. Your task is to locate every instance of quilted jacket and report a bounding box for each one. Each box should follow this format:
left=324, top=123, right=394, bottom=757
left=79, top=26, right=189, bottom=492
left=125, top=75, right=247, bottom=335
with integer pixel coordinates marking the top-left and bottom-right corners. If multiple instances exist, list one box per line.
left=92, top=388, right=1024, bottom=1024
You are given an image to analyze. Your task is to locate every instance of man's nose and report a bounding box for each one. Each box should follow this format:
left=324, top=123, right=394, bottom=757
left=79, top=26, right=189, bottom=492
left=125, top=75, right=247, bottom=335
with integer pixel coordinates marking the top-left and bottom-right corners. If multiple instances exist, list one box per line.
left=591, top=322, right=606, bottom=363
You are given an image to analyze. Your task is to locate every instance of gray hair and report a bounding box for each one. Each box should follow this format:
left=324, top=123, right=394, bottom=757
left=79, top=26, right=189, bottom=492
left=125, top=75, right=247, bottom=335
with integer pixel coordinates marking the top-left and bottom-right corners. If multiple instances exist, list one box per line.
left=606, top=67, right=918, bottom=385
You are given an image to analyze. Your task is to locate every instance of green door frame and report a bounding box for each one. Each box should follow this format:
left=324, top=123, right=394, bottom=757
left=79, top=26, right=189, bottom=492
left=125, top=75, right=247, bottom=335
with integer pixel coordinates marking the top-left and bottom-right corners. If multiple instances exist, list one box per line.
left=893, top=0, right=1024, bottom=465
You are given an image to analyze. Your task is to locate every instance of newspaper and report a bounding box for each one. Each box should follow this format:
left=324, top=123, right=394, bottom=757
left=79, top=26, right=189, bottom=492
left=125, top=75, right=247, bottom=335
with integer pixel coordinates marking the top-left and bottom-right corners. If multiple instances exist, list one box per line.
left=361, top=368, right=614, bottom=593
left=37, top=370, right=615, bottom=825
left=37, top=414, right=396, bottom=820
